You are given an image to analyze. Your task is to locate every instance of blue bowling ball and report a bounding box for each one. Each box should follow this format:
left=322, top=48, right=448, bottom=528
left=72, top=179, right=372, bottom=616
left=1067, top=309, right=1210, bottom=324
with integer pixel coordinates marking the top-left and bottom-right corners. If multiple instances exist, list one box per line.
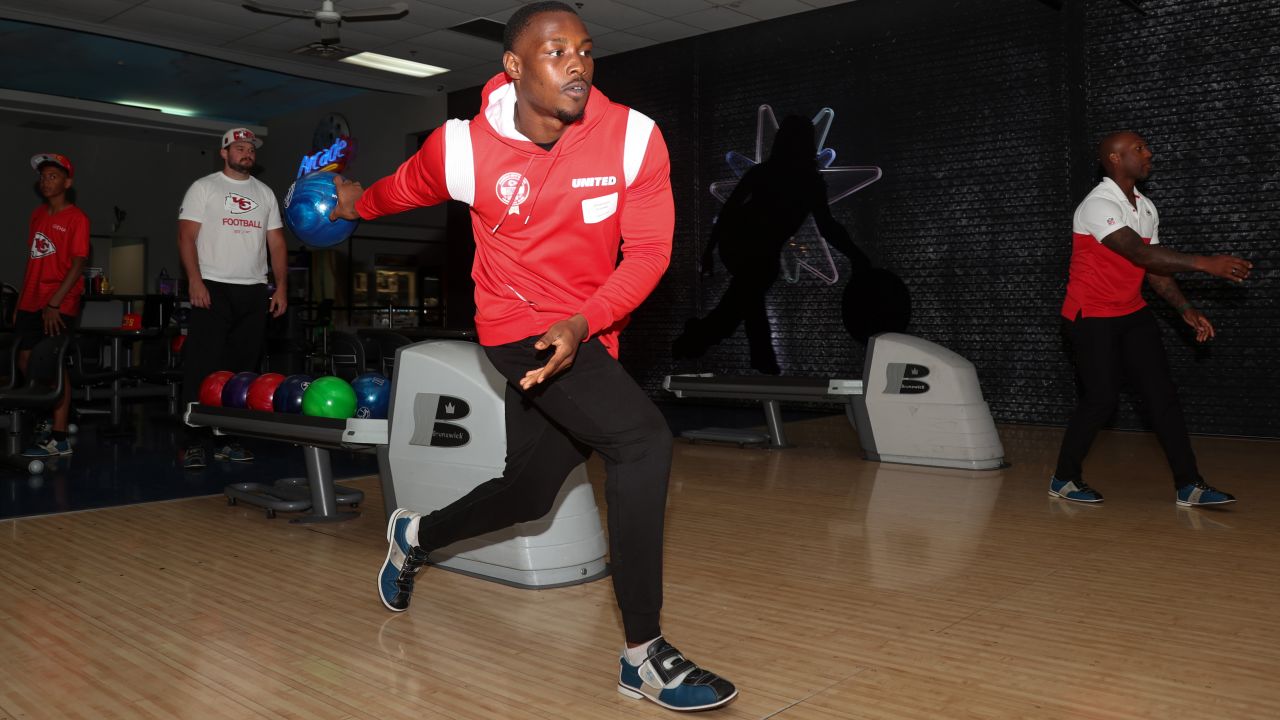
left=350, top=372, right=391, bottom=419
left=273, top=374, right=314, bottom=414
left=283, top=171, right=358, bottom=248
left=221, top=372, right=259, bottom=409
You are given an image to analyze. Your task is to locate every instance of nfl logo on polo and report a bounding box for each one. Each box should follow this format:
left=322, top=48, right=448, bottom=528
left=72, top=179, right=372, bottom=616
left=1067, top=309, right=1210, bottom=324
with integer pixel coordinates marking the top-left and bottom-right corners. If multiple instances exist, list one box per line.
left=1106, top=217, right=1116, bottom=226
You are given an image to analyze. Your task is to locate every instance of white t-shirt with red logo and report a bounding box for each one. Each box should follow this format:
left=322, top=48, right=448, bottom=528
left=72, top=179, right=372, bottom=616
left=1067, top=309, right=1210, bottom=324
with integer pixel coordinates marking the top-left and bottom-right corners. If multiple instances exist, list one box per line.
left=178, top=172, right=282, bottom=285
left=1062, top=177, right=1160, bottom=319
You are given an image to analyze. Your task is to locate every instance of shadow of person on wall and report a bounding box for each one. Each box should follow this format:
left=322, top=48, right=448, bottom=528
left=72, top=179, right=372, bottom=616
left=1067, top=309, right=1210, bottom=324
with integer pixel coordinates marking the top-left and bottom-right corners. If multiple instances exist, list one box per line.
left=673, top=115, right=910, bottom=374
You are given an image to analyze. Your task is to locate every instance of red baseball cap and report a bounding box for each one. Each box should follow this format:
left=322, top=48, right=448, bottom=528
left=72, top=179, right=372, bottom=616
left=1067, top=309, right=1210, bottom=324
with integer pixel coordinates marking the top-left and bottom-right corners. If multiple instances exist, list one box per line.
left=221, top=127, right=263, bottom=149
left=31, top=153, right=74, bottom=178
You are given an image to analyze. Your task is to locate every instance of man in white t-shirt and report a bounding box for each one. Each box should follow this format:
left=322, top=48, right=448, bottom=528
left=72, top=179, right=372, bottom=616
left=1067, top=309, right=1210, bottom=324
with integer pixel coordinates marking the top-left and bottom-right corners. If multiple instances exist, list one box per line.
left=177, top=127, right=288, bottom=469
left=1050, top=130, right=1252, bottom=507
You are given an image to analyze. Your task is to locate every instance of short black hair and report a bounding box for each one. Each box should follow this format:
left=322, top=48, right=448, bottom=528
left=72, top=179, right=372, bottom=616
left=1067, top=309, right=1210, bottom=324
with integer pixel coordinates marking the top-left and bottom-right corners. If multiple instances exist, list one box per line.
left=503, top=1, right=578, bottom=52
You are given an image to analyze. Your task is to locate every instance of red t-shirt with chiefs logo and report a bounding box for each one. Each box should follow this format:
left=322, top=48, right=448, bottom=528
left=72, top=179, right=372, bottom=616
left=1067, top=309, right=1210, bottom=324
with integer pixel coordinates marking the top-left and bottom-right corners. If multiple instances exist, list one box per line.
left=19, top=204, right=90, bottom=315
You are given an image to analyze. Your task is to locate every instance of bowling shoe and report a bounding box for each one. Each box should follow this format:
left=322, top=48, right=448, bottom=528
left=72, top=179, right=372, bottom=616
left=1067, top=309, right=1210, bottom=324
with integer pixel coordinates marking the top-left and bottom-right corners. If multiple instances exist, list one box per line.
left=1048, top=476, right=1103, bottom=503
left=617, top=638, right=738, bottom=712
left=22, top=436, right=71, bottom=457
left=182, top=446, right=206, bottom=470
left=379, top=508, right=429, bottom=612
left=214, top=442, right=254, bottom=462
left=1176, top=480, right=1236, bottom=507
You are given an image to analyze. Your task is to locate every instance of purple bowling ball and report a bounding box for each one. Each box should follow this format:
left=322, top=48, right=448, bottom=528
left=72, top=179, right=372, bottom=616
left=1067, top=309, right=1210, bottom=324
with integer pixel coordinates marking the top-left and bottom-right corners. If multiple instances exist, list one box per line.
left=221, top=372, right=259, bottom=409
left=273, top=374, right=314, bottom=414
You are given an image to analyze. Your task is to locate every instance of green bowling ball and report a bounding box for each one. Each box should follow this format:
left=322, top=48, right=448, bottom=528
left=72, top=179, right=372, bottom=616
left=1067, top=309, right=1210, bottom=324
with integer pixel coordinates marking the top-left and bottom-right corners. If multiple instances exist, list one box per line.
left=301, top=375, right=358, bottom=419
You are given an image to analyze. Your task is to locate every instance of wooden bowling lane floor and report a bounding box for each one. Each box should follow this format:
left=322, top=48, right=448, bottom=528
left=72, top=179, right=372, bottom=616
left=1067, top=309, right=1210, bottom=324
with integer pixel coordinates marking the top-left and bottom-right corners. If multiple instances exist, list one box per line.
left=1, top=417, right=1278, bottom=719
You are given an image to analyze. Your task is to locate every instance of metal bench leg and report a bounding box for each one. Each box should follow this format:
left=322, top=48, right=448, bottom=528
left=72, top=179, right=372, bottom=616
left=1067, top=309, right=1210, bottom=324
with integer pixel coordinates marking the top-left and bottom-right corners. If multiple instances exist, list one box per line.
left=762, top=400, right=788, bottom=448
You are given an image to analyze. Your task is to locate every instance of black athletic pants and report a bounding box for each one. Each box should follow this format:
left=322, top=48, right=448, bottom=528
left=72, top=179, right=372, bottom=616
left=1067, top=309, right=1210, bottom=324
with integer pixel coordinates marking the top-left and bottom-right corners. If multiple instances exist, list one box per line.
left=415, top=336, right=672, bottom=644
left=180, top=281, right=269, bottom=440
left=1054, top=307, right=1203, bottom=488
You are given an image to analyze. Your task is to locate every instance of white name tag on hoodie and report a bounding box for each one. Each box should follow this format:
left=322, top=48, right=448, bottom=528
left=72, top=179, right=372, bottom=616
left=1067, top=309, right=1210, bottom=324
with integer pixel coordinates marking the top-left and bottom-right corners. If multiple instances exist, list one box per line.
left=581, top=193, right=618, bottom=224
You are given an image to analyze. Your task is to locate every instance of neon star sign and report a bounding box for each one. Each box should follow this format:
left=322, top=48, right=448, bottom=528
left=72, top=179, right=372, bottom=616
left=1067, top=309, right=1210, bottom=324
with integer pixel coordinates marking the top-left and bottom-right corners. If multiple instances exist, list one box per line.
left=710, top=104, right=882, bottom=284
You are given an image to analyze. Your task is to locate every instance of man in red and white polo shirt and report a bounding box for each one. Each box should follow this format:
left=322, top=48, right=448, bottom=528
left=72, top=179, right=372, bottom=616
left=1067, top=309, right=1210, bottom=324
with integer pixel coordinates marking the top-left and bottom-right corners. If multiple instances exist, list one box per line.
left=1051, top=131, right=1252, bottom=507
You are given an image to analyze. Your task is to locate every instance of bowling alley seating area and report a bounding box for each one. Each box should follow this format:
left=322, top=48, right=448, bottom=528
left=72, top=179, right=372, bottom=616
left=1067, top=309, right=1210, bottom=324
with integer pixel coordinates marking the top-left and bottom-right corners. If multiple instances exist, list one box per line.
left=0, top=289, right=400, bottom=515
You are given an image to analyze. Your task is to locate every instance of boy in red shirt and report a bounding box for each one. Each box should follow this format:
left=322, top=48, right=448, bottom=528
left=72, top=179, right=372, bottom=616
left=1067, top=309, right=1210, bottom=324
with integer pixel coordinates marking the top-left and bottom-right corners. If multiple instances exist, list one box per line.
left=17, top=153, right=89, bottom=457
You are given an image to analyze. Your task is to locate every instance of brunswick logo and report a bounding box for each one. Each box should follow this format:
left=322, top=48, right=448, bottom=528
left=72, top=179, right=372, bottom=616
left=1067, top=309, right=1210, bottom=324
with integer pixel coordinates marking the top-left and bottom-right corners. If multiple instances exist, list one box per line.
left=410, top=393, right=473, bottom=448
left=430, top=425, right=469, bottom=447
left=436, top=396, right=469, bottom=421
left=884, top=363, right=931, bottom=395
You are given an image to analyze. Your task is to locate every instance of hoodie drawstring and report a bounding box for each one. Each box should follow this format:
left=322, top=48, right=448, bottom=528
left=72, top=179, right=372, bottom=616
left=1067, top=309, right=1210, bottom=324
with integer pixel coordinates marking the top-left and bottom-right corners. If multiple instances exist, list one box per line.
left=489, top=138, right=566, bottom=235
left=520, top=140, right=564, bottom=226
left=490, top=151, right=538, bottom=235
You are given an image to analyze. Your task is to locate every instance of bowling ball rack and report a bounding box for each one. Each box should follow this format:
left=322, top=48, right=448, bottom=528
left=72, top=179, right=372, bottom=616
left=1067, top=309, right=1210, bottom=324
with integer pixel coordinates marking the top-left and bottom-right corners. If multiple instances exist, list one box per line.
left=184, top=403, right=387, bottom=523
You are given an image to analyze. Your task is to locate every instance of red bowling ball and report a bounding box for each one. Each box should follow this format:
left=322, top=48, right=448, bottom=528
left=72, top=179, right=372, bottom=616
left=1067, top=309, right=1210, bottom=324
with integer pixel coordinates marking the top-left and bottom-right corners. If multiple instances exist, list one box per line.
left=246, top=373, right=287, bottom=412
left=198, top=370, right=235, bottom=406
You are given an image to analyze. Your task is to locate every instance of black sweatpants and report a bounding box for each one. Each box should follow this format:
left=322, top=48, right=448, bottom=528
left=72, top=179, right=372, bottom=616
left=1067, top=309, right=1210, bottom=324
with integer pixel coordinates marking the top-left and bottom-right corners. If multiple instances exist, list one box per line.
left=1054, top=307, right=1203, bottom=488
left=415, top=336, right=672, bottom=644
left=179, top=281, right=269, bottom=438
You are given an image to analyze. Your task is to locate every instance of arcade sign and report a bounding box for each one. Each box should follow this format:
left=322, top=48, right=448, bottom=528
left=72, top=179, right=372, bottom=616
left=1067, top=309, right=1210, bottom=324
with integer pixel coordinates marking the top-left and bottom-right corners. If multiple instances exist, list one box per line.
left=297, top=137, right=350, bottom=178
left=297, top=113, right=354, bottom=178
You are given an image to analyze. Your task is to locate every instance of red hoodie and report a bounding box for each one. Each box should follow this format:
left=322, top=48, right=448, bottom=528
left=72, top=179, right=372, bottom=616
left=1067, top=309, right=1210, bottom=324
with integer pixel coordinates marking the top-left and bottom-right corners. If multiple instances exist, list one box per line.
left=356, top=73, right=674, bottom=358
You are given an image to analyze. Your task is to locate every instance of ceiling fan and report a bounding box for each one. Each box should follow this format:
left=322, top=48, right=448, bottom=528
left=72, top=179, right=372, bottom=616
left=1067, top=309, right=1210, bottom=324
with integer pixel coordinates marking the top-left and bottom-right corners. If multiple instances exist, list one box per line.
left=242, top=1, right=410, bottom=44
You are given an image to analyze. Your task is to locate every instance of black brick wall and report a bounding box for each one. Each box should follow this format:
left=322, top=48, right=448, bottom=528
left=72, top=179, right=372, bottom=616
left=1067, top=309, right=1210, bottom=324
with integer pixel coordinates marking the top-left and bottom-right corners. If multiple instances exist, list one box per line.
left=449, top=0, right=1280, bottom=438
left=1080, top=0, right=1280, bottom=436
left=600, top=0, right=1082, bottom=427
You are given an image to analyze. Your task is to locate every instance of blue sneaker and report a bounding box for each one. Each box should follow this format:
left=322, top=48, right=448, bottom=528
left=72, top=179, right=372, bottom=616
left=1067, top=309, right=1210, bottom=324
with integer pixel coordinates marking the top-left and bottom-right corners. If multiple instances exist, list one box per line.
left=617, top=638, right=738, bottom=712
left=379, top=508, right=428, bottom=612
left=1049, top=476, right=1103, bottom=503
left=22, top=436, right=71, bottom=457
left=214, top=443, right=254, bottom=462
left=1176, top=481, right=1236, bottom=507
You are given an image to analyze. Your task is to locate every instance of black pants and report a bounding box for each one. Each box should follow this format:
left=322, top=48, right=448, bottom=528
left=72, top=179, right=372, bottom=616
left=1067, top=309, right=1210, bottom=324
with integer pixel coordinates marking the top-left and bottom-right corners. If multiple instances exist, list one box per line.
left=1054, top=307, right=1202, bottom=488
left=416, top=336, right=672, bottom=644
left=14, top=310, right=77, bottom=386
left=15, top=310, right=78, bottom=351
left=179, top=281, right=269, bottom=438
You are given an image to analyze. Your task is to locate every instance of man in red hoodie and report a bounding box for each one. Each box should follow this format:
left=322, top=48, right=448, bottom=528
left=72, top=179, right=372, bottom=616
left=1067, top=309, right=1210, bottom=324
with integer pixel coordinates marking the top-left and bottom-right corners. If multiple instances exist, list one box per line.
left=333, top=2, right=736, bottom=712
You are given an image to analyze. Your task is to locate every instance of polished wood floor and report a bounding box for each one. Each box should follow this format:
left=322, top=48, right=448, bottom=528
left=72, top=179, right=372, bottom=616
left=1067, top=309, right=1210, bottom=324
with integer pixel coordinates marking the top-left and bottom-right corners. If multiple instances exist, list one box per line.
left=2, top=417, right=1278, bottom=719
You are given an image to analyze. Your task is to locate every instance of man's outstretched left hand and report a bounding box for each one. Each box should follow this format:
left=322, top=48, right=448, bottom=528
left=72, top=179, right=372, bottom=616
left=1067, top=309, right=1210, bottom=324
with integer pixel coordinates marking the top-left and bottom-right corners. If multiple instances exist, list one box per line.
left=520, top=315, right=589, bottom=390
left=1181, top=307, right=1215, bottom=343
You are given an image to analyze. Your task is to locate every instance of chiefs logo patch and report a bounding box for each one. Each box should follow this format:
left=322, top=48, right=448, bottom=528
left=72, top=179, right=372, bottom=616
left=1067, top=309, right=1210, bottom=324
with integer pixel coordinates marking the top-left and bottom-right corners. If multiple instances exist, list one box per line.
left=30, top=231, right=56, bottom=259
left=224, top=193, right=259, bottom=214
left=495, top=172, right=531, bottom=214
